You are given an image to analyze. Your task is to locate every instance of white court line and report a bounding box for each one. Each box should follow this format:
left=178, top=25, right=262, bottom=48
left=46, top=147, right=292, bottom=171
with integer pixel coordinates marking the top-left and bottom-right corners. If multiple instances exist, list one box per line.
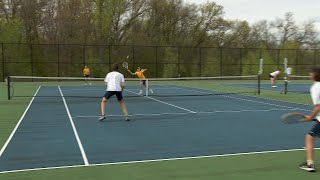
left=71, top=108, right=300, bottom=118
left=163, top=85, right=310, bottom=112
left=125, top=89, right=196, bottom=113
left=0, top=86, right=41, bottom=158
left=58, top=86, right=89, bottom=166
left=1, top=147, right=320, bottom=174
left=60, top=87, right=172, bottom=92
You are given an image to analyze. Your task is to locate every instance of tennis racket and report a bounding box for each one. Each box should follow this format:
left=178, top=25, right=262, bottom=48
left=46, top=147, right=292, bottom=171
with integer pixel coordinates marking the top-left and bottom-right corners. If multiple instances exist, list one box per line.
left=281, top=112, right=306, bottom=124
left=122, top=62, right=129, bottom=69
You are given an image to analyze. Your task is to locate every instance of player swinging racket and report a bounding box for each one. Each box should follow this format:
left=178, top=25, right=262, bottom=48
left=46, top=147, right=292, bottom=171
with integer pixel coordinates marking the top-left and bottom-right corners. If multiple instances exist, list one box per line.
left=99, top=63, right=129, bottom=121
left=298, top=66, right=320, bottom=172
left=269, top=69, right=281, bottom=87
left=127, top=67, right=153, bottom=96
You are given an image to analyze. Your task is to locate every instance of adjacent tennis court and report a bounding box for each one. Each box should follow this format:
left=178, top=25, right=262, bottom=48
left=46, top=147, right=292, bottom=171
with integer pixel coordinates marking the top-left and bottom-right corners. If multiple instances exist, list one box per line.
left=0, top=77, right=319, bottom=176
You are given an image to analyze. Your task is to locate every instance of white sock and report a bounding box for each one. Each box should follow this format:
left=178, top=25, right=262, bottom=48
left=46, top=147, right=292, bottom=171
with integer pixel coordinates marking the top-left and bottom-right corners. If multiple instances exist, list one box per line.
left=307, top=160, right=314, bottom=165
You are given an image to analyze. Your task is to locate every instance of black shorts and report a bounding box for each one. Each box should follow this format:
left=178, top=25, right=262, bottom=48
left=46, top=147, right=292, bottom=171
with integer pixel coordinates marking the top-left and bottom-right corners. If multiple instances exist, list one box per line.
left=308, top=120, right=320, bottom=138
left=84, top=75, right=90, bottom=78
left=269, top=75, right=274, bottom=79
left=103, top=91, right=123, bottom=101
left=141, top=80, right=146, bottom=86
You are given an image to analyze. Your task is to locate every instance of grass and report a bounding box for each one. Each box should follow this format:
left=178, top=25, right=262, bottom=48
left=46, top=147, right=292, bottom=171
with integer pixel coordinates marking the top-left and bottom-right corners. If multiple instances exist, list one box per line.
left=0, top=80, right=319, bottom=179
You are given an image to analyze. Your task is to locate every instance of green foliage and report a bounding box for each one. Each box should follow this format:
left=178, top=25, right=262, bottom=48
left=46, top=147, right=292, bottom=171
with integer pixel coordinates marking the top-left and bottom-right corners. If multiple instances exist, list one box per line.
left=0, top=18, right=24, bottom=43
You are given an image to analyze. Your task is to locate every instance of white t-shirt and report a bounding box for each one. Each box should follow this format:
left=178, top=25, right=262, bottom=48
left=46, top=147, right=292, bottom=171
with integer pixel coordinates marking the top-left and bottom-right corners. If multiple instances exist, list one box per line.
left=286, top=67, right=292, bottom=75
left=104, top=71, right=125, bottom=91
left=270, top=71, right=280, bottom=77
left=310, top=82, right=320, bottom=121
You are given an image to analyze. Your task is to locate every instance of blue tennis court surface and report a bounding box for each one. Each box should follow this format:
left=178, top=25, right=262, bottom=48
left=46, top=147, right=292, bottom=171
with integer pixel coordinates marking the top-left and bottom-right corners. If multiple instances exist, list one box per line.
left=0, top=85, right=319, bottom=173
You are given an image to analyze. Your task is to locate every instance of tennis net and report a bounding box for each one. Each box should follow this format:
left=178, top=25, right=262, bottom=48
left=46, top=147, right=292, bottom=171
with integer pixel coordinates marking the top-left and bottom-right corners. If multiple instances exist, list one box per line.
left=283, top=75, right=310, bottom=94
left=6, top=75, right=260, bottom=100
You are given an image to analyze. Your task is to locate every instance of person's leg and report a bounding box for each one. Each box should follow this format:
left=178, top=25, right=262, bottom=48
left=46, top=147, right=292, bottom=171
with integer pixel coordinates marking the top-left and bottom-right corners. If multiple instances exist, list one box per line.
left=85, top=77, right=88, bottom=85
left=306, top=134, right=314, bottom=165
left=116, top=92, right=129, bottom=121
left=299, top=122, right=319, bottom=172
left=99, top=92, right=114, bottom=121
left=99, top=97, right=107, bottom=121
left=119, top=100, right=129, bottom=121
left=271, top=78, right=277, bottom=87
left=139, top=81, right=143, bottom=95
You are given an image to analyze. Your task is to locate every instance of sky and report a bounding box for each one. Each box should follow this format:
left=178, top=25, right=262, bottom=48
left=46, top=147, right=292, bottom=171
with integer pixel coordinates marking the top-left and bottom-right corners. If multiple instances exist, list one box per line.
left=185, top=0, right=320, bottom=30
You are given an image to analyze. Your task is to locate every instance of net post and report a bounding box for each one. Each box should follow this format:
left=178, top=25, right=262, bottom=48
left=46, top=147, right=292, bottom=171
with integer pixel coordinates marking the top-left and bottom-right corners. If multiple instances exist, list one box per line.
left=7, top=76, right=10, bottom=100
left=146, top=79, right=149, bottom=97
left=284, top=80, right=288, bottom=94
left=258, top=74, right=261, bottom=95
left=257, top=59, right=263, bottom=95
left=283, top=58, right=288, bottom=94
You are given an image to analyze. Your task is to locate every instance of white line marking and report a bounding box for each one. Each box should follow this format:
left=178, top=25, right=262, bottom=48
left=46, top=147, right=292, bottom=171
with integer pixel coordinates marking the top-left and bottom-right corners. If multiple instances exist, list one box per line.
left=58, top=86, right=89, bottom=166
left=71, top=108, right=299, bottom=118
left=0, top=86, right=41, bottom=158
left=125, top=89, right=196, bottom=113
left=1, top=147, right=319, bottom=174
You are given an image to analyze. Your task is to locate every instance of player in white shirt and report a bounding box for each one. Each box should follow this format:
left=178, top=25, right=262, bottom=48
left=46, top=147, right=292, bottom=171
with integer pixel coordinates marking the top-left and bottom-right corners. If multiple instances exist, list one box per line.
left=299, top=66, right=320, bottom=172
left=99, top=63, right=129, bottom=121
left=269, top=69, right=281, bottom=87
left=286, top=66, right=292, bottom=82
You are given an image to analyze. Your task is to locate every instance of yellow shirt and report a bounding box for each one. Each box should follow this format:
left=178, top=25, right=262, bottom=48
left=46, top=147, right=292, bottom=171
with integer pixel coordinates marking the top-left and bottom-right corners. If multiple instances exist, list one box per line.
left=135, top=70, right=145, bottom=79
left=83, top=68, right=90, bottom=75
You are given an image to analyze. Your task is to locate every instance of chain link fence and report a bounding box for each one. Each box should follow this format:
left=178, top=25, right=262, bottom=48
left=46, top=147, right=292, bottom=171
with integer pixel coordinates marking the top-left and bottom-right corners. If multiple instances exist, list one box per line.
left=1, top=43, right=319, bottom=80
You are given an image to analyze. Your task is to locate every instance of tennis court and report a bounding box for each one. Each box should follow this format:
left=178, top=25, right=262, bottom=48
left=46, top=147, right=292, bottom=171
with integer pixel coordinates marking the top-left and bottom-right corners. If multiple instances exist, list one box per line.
left=0, top=77, right=319, bottom=174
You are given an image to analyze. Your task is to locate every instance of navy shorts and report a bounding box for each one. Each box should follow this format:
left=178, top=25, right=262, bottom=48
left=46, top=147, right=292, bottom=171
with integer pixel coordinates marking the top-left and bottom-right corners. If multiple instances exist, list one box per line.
left=141, top=80, right=146, bottom=86
left=269, top=75, right=274, bottom=79
left=308, top=120, right=320, bottom=138
left=84, top=75, right=90, bottom=78
left=103, top=91, right=123, bottom=101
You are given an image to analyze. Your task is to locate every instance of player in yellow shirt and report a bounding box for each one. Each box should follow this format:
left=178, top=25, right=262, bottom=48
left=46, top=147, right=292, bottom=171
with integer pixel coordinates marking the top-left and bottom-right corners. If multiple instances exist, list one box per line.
left=128, top=67, right=153, bottom=95
left=83, top=66, right=92, bottom=85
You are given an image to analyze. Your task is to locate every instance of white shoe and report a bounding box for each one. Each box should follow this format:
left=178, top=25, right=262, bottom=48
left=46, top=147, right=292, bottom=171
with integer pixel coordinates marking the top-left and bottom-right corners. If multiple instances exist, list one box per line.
left=89, top=83, right=92, bottom=85
left=139, top=90, right=143, bottom=96
left=272, top=85, right=277, bottom=88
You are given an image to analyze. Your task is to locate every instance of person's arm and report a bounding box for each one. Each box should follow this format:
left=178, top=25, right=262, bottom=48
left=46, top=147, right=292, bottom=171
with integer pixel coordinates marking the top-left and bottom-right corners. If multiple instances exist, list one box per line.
left=104, top=75, right=108, bottom=85
left=120, top=75, right=126, bottom=91
left=305, top=105, right=320, bottom=121
left=127, top=69, right=136, bottom=75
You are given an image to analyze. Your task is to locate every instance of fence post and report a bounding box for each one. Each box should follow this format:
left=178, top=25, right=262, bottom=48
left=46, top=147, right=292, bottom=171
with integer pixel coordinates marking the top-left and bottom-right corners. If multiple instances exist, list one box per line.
left=219, top=47, right=222, bottom=76
left=1, top=43, right=4, bottom=80
left=57, top=44, right=60, bottom=77
left=155, top=46, right=158, bottom=78
left=314, top=49, right=317, bottom=65
left=277, top=49, right=280, bottom=69
left=132, top=46, right=135, bottom=70
left=83, top=45, right=86, bottom=66
left=178, top=47, right=181, bottom=77
left=239, top=48, right=242, bottom=76
left=199, top=47, right=202, bottom=77
left=7, top=76, right=10, bottom=100
left=30, top=44, right=33, bottom=77
left=108, top=45, right=111, bottom=70
left=295, top=49, right=298, bottom=74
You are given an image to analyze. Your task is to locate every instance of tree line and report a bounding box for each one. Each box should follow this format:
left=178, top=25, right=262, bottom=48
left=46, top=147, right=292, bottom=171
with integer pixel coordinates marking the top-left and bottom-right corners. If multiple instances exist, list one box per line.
left=0, top=0, right=319, bottom=48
